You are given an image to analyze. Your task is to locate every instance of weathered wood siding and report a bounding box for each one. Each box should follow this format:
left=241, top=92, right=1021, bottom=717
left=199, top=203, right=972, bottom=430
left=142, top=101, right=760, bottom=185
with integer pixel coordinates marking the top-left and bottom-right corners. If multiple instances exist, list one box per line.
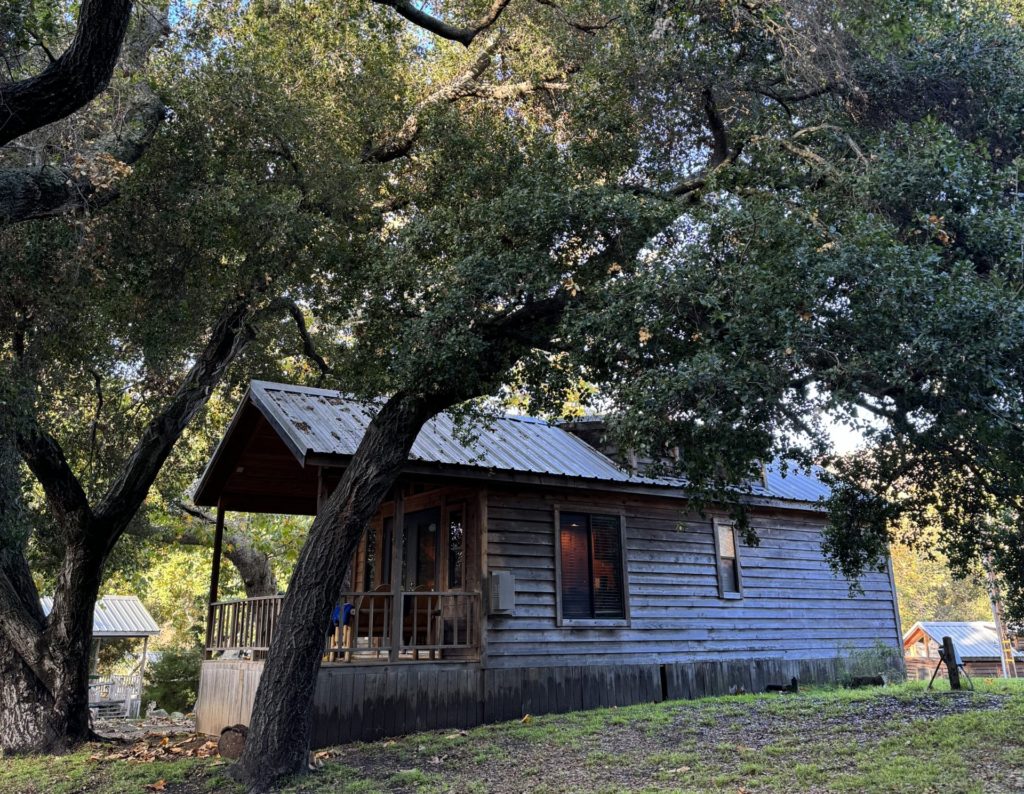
left=484, top=488, right=901, bottom=669
left=197, top=656, right=854, bottom=745
left=196, top=484, right=903, bottom=746
left=311, top=664, right=483, bottom=746
left=195, top=660, right=264, bottom=735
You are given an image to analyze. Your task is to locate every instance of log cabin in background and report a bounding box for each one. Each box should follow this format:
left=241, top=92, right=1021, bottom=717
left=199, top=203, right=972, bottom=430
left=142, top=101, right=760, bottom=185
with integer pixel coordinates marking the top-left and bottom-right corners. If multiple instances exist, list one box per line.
left=903, top=622, right=1022, bottom=680
left=192, top=380, right=903, bottom=746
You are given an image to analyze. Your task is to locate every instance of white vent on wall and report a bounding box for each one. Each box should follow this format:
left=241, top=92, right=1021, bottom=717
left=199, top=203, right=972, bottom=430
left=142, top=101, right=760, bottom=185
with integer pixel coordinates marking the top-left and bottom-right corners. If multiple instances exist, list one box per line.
left=488, top=571, right=516, bottom=615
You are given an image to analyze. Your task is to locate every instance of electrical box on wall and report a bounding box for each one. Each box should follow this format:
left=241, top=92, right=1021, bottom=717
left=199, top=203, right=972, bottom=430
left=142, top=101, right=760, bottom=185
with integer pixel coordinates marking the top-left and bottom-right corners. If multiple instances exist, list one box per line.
left=488, top=571, right=516, bottom=615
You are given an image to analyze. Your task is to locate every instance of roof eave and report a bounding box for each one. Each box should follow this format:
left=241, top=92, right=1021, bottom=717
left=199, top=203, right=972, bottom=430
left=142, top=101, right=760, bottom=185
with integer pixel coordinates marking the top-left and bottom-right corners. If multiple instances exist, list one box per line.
left=193, top=385, right=257, bottom=507
left=305, top=452, right=828, bottom=513
left=193, top=383, right=314, bottom=507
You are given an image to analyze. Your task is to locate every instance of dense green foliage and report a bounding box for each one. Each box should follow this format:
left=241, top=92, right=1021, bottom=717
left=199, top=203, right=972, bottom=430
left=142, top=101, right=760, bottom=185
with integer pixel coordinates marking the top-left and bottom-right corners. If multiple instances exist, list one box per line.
left=142, top=648, right=202, bottom=714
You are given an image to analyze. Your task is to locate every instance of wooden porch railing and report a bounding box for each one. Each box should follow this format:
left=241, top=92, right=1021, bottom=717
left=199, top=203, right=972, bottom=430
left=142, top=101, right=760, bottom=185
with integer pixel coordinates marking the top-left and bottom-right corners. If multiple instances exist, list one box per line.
left=206, top=591, right=480, bottom=662
left=207, top=595, right=284, bottom=657
left=88, top=673, right=144, bottom=716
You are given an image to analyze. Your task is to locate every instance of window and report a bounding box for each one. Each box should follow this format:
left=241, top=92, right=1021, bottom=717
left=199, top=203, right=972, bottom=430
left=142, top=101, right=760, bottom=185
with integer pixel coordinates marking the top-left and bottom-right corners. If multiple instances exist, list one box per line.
left=362, top=522, right=377, bottom=591
left=713, top=518, right=742, bottom=598
left=447, top=507, right=465, bottom=590
left=557, top=511, right=628, bottom=622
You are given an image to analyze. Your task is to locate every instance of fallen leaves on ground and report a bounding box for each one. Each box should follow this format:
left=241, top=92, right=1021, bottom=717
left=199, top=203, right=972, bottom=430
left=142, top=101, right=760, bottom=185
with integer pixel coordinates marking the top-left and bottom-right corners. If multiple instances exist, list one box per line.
left=88, top=733, right=219, bottom=763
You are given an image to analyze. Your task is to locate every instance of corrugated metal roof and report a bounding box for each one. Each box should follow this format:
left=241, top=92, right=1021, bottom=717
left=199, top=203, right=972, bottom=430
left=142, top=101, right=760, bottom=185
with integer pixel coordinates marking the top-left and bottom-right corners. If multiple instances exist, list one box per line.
left=40, top=595, right=160, bottom=638
left=248, top=380, right=830, bottom=506
left=905, top=621, right=1023, bottom=661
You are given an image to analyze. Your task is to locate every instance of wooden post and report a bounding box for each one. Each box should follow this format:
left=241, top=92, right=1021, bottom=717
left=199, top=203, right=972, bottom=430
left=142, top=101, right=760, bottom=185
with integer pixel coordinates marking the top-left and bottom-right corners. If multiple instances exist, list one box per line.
left=389, top=487, right=405, bottom=662
left=205, top=501, right=225, bottom=656
left=942, top=636, right=962, bottom=690
left=138, top=635, right=150, bottom=718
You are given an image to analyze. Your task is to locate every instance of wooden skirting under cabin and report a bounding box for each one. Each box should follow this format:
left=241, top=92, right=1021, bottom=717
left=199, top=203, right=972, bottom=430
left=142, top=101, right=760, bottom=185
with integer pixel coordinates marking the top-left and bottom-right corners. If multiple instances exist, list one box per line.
left=196, top=656, right=848, bottom=747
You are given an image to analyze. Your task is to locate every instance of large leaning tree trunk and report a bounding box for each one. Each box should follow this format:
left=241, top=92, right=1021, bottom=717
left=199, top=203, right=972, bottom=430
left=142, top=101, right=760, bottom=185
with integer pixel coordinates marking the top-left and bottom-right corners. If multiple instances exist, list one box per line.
left=236, top=296, right=567, bottom=789
left=0, top=296, right=261, bottom=753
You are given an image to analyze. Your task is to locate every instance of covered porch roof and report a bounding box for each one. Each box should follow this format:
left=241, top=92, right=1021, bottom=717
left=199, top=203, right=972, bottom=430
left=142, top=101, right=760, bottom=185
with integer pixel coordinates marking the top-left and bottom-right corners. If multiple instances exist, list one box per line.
left=194, top=380, right=832, bottom=514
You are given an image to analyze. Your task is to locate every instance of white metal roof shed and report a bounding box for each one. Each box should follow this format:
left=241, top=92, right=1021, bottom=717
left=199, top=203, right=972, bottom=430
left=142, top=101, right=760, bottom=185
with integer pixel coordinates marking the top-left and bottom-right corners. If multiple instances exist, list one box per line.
left=904, top=621, right=1023, bottom=662
left=40, top=595, right=160, bottom=638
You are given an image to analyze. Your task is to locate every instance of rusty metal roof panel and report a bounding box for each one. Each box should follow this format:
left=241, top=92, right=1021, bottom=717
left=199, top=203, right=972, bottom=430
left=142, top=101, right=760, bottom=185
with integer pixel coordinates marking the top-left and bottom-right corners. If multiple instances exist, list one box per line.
left=40, top=595, right=160, bottom=638
left=247, top=380, right=828, bottom=505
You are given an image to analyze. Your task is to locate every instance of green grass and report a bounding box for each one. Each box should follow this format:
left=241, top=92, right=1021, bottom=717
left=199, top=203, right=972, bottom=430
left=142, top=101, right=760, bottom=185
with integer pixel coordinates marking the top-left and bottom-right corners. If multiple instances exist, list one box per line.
left=3, top=679, right=1024, bottom=793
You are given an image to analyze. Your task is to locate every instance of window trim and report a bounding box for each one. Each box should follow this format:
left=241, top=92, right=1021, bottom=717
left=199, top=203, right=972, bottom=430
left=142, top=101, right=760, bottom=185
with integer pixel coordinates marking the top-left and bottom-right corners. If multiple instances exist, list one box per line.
left=712, top=517, right=744, bottom=599
left=553, top=505, right=631, bottom=627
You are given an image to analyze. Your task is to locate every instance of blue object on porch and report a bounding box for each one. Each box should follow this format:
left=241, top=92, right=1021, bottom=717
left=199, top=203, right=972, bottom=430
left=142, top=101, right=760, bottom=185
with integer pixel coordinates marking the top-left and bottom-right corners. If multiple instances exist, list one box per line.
left=342, top=603, right=354, bottom=626
left=330, top=604, right=341, bottom=626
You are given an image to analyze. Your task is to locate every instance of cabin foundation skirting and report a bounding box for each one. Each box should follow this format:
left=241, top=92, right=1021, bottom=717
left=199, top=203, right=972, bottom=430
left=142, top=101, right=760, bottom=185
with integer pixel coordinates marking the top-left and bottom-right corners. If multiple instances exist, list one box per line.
left=196, top=656, right=848, bottom=747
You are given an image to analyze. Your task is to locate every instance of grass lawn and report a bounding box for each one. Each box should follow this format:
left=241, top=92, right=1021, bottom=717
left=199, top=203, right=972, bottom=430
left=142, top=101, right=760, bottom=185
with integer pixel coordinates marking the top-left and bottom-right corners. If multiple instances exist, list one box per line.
left=4, top=679, right=1024, bottom=793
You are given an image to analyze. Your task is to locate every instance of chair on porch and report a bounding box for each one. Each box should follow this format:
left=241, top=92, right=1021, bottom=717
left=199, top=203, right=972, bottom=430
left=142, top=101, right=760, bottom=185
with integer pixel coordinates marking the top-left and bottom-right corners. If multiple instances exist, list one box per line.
left=343, top=584, right=391, bottom=661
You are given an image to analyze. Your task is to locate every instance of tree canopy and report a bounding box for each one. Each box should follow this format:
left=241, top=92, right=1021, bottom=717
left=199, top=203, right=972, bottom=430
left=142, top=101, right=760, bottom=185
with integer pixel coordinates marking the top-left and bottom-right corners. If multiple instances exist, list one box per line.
left=2, top=0, right=1024, bottom=782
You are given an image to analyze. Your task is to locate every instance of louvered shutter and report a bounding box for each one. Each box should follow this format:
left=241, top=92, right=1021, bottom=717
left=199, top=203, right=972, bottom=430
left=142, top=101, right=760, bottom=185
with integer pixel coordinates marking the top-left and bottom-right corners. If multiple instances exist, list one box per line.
left=559, top=513, right=591, bottom=619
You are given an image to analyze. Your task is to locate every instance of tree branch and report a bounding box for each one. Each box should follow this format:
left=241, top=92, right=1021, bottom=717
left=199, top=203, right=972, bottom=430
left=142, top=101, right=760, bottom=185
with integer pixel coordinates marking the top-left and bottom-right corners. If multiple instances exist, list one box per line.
left=621, top=86, right=743, bottom=202
left=15, top=422, right=94, bottom=536
left=92, top=295, right=260, bottom=551
left=362, top=33, right=502, bottom=164
left=265, top=297, right=333, bottom=382
left=0, top=0, right=135, bottom=146
left=703, top=86, right=730, bottom=170
left=748, top=81, right=835, bottom=117
left=0, top=17, right=168, bottom=226
left=372, top=0, right=513, bottom=46
left=0, top=566, right=51, bottom=689
left=533, top=0, right=619, bottom=34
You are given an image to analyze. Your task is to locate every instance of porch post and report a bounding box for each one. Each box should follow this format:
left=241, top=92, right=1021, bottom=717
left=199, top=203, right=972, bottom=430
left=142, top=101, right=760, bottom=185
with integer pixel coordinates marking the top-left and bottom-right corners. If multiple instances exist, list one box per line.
left=389, top=487, right=405, bottom=662
left=138, top=635, right=150, bottom=718
left=205, top=501, right=225, bottom=655
left=208, top=501, right=225, bottom=604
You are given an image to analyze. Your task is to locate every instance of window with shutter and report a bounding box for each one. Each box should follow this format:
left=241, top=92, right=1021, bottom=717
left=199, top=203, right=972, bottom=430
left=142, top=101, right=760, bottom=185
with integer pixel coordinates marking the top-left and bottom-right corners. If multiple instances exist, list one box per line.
left=558, top=511, right=627, bottom=622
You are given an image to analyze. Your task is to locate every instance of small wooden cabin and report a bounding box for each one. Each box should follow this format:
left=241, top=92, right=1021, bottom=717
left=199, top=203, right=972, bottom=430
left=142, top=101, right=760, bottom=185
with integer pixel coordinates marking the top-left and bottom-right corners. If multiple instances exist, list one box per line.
left=192, top=380, right=903, bottom=745
left=903, top=621, right=1022, bottom=680
left=41, top=595, right=160, bottom=718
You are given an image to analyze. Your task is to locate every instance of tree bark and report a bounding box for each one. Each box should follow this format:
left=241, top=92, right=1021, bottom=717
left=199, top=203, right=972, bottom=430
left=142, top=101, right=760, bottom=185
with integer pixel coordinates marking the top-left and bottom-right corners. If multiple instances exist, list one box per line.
left=0, top=85, right=165, bottom=224
left=0, top=436, right=73, bottom=752
left=0, top=8, right=169, bottom=226
left=236, top=392, right=446, bottom=787
left=0, top=0, right=135, bottom=146
left=236, top=296, right=570, bottom=790
left=0, top=295, right=264, bottom=754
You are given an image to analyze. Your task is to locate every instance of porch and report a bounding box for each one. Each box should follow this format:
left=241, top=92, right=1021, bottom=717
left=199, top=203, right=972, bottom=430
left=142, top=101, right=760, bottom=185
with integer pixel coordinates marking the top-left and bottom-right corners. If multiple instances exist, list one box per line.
left=203, top=484, right=485, bottom=665
left=206, top=589, right=481, bottom=663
